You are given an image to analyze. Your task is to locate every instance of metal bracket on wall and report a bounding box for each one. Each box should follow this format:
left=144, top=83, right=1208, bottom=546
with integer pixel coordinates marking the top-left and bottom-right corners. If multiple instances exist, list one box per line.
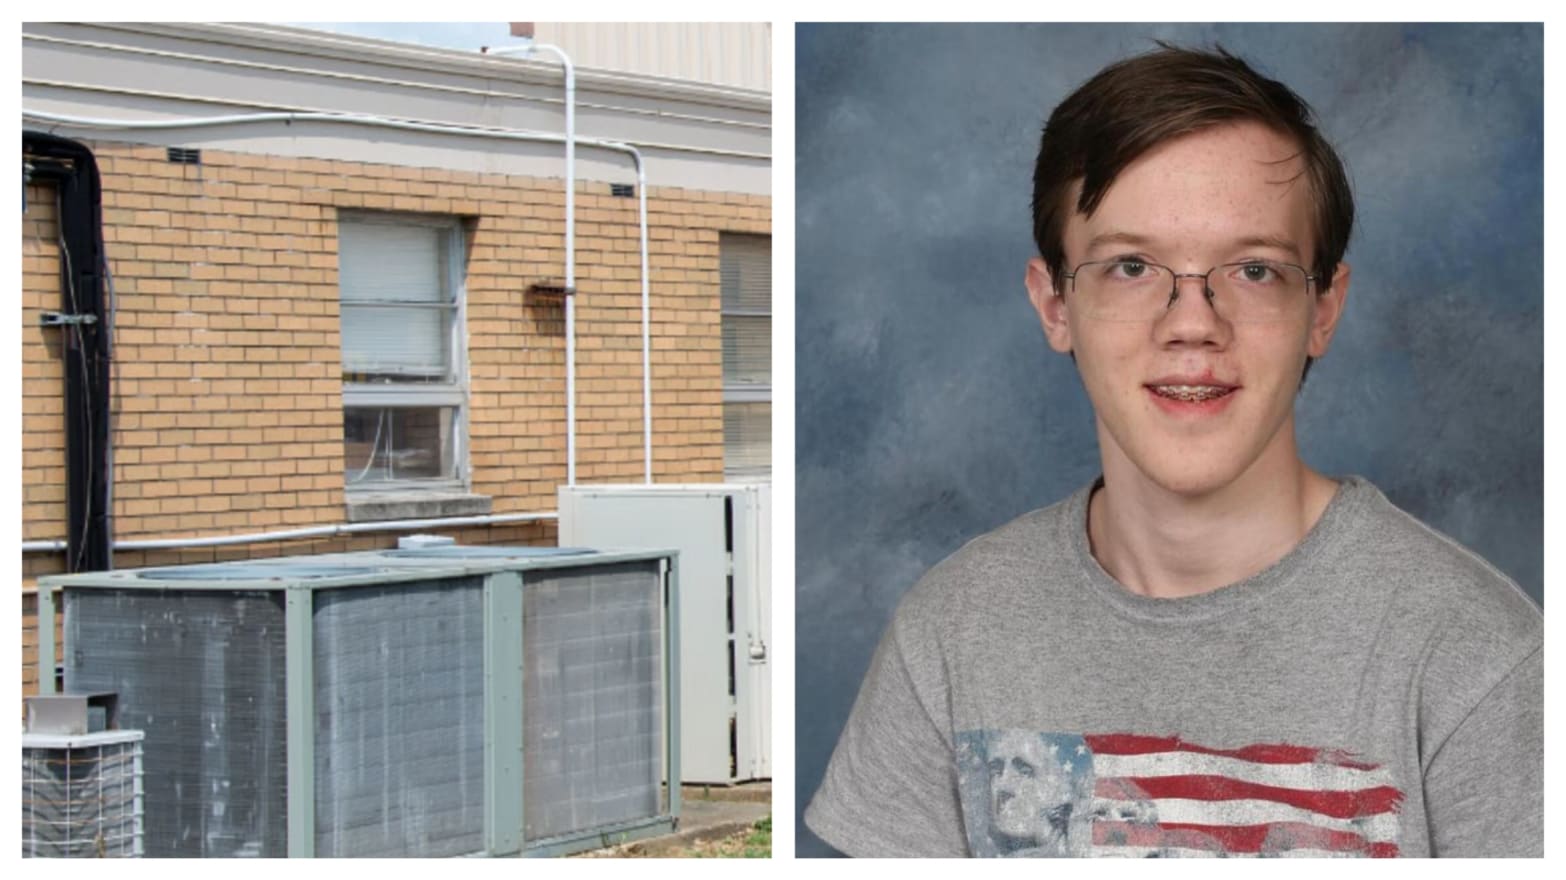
left=527, top=281, right=576, bottom=301
left=39, top=311, right=98, bottom=327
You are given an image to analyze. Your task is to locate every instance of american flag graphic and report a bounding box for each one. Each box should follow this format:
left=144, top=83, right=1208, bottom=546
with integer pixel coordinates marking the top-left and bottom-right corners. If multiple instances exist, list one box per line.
left=955, top=730, right=1405, bottom=858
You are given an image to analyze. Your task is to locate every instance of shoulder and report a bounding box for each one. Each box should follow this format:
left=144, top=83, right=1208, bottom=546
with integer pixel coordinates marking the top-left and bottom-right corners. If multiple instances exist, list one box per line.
left=890, top=487, right=1084, bottom=638
left=1343, top=477, right=1540, bottom=646
left=1335, top=478, right=1540, bottom=739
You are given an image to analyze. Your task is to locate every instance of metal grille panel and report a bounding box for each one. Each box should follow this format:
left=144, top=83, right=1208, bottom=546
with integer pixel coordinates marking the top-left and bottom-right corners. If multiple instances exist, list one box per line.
left=523, top=561, right=664, bottom=842
left=64, top=590, right=287, bottom=857
left=312, top=578, right=485, bottom=857
left=22, top=733, right=144, bottom=858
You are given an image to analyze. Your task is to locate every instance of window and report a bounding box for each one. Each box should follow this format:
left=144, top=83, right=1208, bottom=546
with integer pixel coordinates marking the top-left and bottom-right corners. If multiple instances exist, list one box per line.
left=720, top=233, right=770, bottom=479
left=338, top=213, right=467, bottom=492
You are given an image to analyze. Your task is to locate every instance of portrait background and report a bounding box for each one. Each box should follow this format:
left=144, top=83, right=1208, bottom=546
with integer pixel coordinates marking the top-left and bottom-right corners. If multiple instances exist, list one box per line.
left=794, top=22, right=1542, bottom=855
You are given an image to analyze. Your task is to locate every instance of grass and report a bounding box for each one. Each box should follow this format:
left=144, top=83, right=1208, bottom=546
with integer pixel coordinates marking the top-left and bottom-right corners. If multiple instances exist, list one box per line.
left=685, top=816, right=771, bottom=858
left=573, top=813, right=772, bottom=858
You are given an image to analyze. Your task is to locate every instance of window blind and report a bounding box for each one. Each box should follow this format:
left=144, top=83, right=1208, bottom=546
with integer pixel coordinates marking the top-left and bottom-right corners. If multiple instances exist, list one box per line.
left=339, top=220, right=453, bottom=378
left=723, top=401, right=771, bottom=478
left=720, top=233, right=771, bottom=478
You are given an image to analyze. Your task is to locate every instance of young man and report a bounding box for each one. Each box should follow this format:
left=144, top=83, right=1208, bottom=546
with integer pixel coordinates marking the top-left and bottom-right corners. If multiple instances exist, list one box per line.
left=803, top=45, right=1542, bottom=858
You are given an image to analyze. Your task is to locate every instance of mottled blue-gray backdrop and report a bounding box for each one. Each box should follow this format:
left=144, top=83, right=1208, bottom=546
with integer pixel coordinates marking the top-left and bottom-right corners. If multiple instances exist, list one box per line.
left=794, top=22, right=1542, bottom=856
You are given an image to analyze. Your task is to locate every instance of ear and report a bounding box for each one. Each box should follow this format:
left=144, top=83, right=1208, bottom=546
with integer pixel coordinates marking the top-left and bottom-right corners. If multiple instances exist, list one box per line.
left=1026, top=258, right=1074, bottom=354
left=1307, top=262, right=1350, bottom=358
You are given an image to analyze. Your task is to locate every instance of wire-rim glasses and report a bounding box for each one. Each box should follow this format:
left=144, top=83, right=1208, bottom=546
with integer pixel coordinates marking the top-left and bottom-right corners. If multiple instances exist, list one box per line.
left=1061, top=257, right=1319, bottom=323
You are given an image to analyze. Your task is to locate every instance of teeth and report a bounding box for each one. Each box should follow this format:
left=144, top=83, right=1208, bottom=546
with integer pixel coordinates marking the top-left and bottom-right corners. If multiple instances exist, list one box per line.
left=1152, top=384, right=1230, bottom=402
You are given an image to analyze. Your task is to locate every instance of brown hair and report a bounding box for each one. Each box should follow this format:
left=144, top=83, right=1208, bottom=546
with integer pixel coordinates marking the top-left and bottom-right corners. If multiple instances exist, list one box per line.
left=1031, top=43, right=1354, bottom=296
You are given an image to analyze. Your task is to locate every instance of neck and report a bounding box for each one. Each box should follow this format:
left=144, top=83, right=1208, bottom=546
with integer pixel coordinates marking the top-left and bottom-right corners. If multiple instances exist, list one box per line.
left=1088, top=418, right=1338, bottom=599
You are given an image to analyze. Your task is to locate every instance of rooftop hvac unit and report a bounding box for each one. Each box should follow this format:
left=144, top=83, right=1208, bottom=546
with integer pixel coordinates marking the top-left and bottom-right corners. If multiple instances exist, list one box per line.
left=559, top=483, right=770, bottom=784
left=36, top=545, right=680, bottom=858
left=22, top=729, right=145, bottom=858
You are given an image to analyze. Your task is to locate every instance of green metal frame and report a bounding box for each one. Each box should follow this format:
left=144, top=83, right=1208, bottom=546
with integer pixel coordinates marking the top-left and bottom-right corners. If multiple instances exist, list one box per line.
left=665, top=552, right=682, bottom=823
left=36, top=586, right=57, bottom=695
left=483, top=570, right=525, bottom=856
left=285, top=587, right=316, bottom=858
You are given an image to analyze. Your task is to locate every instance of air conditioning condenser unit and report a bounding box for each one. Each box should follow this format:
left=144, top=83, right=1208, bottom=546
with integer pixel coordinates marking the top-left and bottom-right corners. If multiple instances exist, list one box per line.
left=36, top=545, right=680, bottom=858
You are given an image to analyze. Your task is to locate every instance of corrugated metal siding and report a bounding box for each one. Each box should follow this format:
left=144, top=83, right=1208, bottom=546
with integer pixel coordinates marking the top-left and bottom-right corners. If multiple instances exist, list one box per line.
left=535, top=22, right=771, bottom=91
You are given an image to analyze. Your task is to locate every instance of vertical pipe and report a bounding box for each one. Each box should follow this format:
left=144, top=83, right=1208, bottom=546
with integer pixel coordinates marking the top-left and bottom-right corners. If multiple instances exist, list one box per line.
left=579, top=139, right=653, bottom=486
left=562, top=55, right=577, bottom=486
left=23, top=132, right=113, bottom=573
left=635, top=151, right=652, bottom=483
left=484, top=44, right=577, bottom=485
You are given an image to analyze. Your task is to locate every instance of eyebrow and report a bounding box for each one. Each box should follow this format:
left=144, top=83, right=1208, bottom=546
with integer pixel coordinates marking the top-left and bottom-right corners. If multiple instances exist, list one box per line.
left=1233, top=235, right=1305, bottom=261
left=1085, top=231, right=1156, bottom=254
left=1084, top=231, right=1305, bottom=261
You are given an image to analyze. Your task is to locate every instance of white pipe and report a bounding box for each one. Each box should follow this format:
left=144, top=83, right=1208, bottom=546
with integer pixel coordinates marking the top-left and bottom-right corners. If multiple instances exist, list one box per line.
left=25, top=107, right=573, bottom=146
left=629, top=145, right=653, bottom=483
left=22, top=103, right=658, bottom=490
left=25, top=81, right=767, bottom=160
left=21, top=511, right=558, bottom=553
left=485, top=43, right=577, bottom=486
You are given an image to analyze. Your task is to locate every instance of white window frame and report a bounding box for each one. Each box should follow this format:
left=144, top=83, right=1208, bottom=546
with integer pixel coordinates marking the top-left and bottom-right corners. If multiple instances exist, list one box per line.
left=338, top=211, right=471, bottom=493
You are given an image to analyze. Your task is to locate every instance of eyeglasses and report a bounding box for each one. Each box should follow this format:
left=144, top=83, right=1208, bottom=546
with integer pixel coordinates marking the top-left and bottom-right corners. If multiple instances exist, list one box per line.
left=1060, top=258, right=1318, bottom=323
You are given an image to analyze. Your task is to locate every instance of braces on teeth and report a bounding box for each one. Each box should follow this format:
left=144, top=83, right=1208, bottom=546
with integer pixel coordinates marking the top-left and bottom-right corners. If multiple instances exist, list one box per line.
left=1154, top=385, right=1229, bottom=402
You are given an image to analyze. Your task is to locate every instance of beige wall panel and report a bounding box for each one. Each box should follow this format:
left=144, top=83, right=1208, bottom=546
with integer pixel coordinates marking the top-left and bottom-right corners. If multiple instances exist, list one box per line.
left=536, top=22, right=772, bottom=92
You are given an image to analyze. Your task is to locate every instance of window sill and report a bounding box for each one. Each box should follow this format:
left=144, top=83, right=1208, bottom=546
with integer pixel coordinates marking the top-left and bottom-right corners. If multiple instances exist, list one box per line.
left=345, top=490, right=493, bottom=524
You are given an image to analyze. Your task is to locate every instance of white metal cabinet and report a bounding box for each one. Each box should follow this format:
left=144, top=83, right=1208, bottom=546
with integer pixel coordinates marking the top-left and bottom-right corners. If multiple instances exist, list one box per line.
left=558, top=483, right=770, bottom=783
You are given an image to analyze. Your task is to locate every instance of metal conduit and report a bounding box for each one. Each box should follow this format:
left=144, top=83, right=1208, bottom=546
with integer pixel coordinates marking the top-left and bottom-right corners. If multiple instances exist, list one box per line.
left=484, top=43, right=579, bottom=486
left=20, top=511, right=558, bottom=553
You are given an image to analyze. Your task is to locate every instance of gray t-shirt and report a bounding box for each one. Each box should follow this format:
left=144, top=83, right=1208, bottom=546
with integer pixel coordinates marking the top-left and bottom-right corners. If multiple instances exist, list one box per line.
left=805, top=477, right=1542, bottom=857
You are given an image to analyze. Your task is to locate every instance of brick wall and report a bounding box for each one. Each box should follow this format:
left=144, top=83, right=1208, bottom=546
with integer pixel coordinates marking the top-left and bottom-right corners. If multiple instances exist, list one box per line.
left=22, top=183, right=65, bottom=544
left=19, top=141, right=770, bottom=701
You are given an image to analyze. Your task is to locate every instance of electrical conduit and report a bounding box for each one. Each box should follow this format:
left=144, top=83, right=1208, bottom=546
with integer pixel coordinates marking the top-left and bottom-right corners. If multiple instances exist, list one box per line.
left=483, top=42, right=580, bottom=485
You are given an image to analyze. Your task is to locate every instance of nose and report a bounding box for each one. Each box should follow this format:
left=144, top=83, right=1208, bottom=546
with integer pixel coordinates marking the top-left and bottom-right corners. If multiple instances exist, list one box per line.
left=1156, top=272, right=1231, bottom=347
